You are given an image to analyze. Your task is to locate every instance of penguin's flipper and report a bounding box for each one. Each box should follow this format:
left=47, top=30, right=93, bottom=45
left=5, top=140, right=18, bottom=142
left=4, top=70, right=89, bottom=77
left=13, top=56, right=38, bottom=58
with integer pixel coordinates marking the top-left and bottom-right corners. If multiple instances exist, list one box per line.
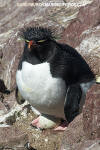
left=15, top=86, right=25, bottom=104
left=64, top=84, right=82, bottom=123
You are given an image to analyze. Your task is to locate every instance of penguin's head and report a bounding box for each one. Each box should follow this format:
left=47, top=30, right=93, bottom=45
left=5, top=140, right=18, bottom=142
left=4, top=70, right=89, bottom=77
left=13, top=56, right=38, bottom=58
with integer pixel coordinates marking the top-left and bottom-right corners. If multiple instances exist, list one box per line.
left=20, top=27, right=57, bottom=62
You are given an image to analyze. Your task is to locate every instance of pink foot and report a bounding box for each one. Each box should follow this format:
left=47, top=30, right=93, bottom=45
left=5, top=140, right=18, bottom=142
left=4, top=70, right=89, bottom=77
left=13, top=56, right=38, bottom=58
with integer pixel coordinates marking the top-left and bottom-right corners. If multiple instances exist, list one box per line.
left=31, top=117, right=40, bottom=128
left=54, top=121, right=68, bottom=131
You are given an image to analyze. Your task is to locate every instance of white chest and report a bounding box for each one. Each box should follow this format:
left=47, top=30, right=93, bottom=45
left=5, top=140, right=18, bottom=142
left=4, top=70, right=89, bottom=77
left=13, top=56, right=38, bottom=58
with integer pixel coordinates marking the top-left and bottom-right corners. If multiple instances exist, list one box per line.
left=16, top=62, right=66, bottom=118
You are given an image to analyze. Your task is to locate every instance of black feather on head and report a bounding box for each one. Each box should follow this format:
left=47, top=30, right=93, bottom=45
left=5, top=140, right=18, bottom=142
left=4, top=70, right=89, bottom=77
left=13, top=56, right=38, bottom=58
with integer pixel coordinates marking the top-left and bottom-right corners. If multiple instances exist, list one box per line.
left=19, top=27, right=55, bottom=41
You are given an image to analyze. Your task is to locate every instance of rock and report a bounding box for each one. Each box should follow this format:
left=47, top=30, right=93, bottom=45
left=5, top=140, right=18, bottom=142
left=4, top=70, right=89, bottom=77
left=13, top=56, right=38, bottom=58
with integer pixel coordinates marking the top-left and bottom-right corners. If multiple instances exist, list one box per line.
left=24, top=142, right=37, bottom=150
left=61, top=83, right=100, bottom=149
left=0, top=101, right=7, bottom=116
left=5, top=113, right=16, bottom=125
left=0, top=79, right=10, bottom=94
left=0, top=126, right=28, bottom=150
left=76, top=25, right=100, bottom=76
left=79, top=140, right=100, bottom=150
left=0, top=92, right=17, bottom=124
left=0, top=0, right=100, bottom=149
left=0, top=50, right=3, bottom=59
left=83, top=84, right=100, bottom=139
left=61, top=0, right=100, bottom=48
left=0, top=99, right=30, bottom=126
left=61, top=114, right=85, bottom=150
left=61, top=0, right=100, bottom=76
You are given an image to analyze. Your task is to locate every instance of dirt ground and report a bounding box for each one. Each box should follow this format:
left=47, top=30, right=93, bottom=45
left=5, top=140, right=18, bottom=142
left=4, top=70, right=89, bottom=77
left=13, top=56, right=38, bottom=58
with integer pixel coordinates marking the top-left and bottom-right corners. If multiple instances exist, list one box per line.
left=15, top=111, right=63, bottom=150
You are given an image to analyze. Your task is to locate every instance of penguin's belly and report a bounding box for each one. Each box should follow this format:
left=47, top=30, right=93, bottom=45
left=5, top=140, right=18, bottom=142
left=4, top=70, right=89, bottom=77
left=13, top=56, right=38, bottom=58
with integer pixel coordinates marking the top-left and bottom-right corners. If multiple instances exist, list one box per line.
left=16, top=61, right=66, bottom=118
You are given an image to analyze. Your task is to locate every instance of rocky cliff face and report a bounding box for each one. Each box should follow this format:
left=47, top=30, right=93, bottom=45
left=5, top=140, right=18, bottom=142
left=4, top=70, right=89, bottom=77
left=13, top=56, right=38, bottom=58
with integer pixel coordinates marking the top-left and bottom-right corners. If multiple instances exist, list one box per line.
left=61, top=84, right=100, bottom=150
left=0, top=0, right=100, bottom=149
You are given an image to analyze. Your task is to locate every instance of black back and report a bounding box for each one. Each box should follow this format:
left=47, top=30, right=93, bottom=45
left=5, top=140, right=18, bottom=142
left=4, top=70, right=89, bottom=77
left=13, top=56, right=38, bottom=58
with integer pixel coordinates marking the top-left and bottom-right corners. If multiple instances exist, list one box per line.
left=49, top=43, right=95, bottom=85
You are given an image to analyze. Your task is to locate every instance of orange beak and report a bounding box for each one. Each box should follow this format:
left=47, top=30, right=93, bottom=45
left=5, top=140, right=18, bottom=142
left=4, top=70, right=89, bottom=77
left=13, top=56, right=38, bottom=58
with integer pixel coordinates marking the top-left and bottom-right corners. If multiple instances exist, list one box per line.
left=28, top=40, right=33, bottom=49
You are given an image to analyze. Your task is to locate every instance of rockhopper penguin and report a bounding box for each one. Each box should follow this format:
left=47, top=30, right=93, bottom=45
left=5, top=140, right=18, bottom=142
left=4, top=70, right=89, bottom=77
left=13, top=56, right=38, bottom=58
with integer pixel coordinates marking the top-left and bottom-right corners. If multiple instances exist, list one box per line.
left=16, top=27, right=95, bottom=130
